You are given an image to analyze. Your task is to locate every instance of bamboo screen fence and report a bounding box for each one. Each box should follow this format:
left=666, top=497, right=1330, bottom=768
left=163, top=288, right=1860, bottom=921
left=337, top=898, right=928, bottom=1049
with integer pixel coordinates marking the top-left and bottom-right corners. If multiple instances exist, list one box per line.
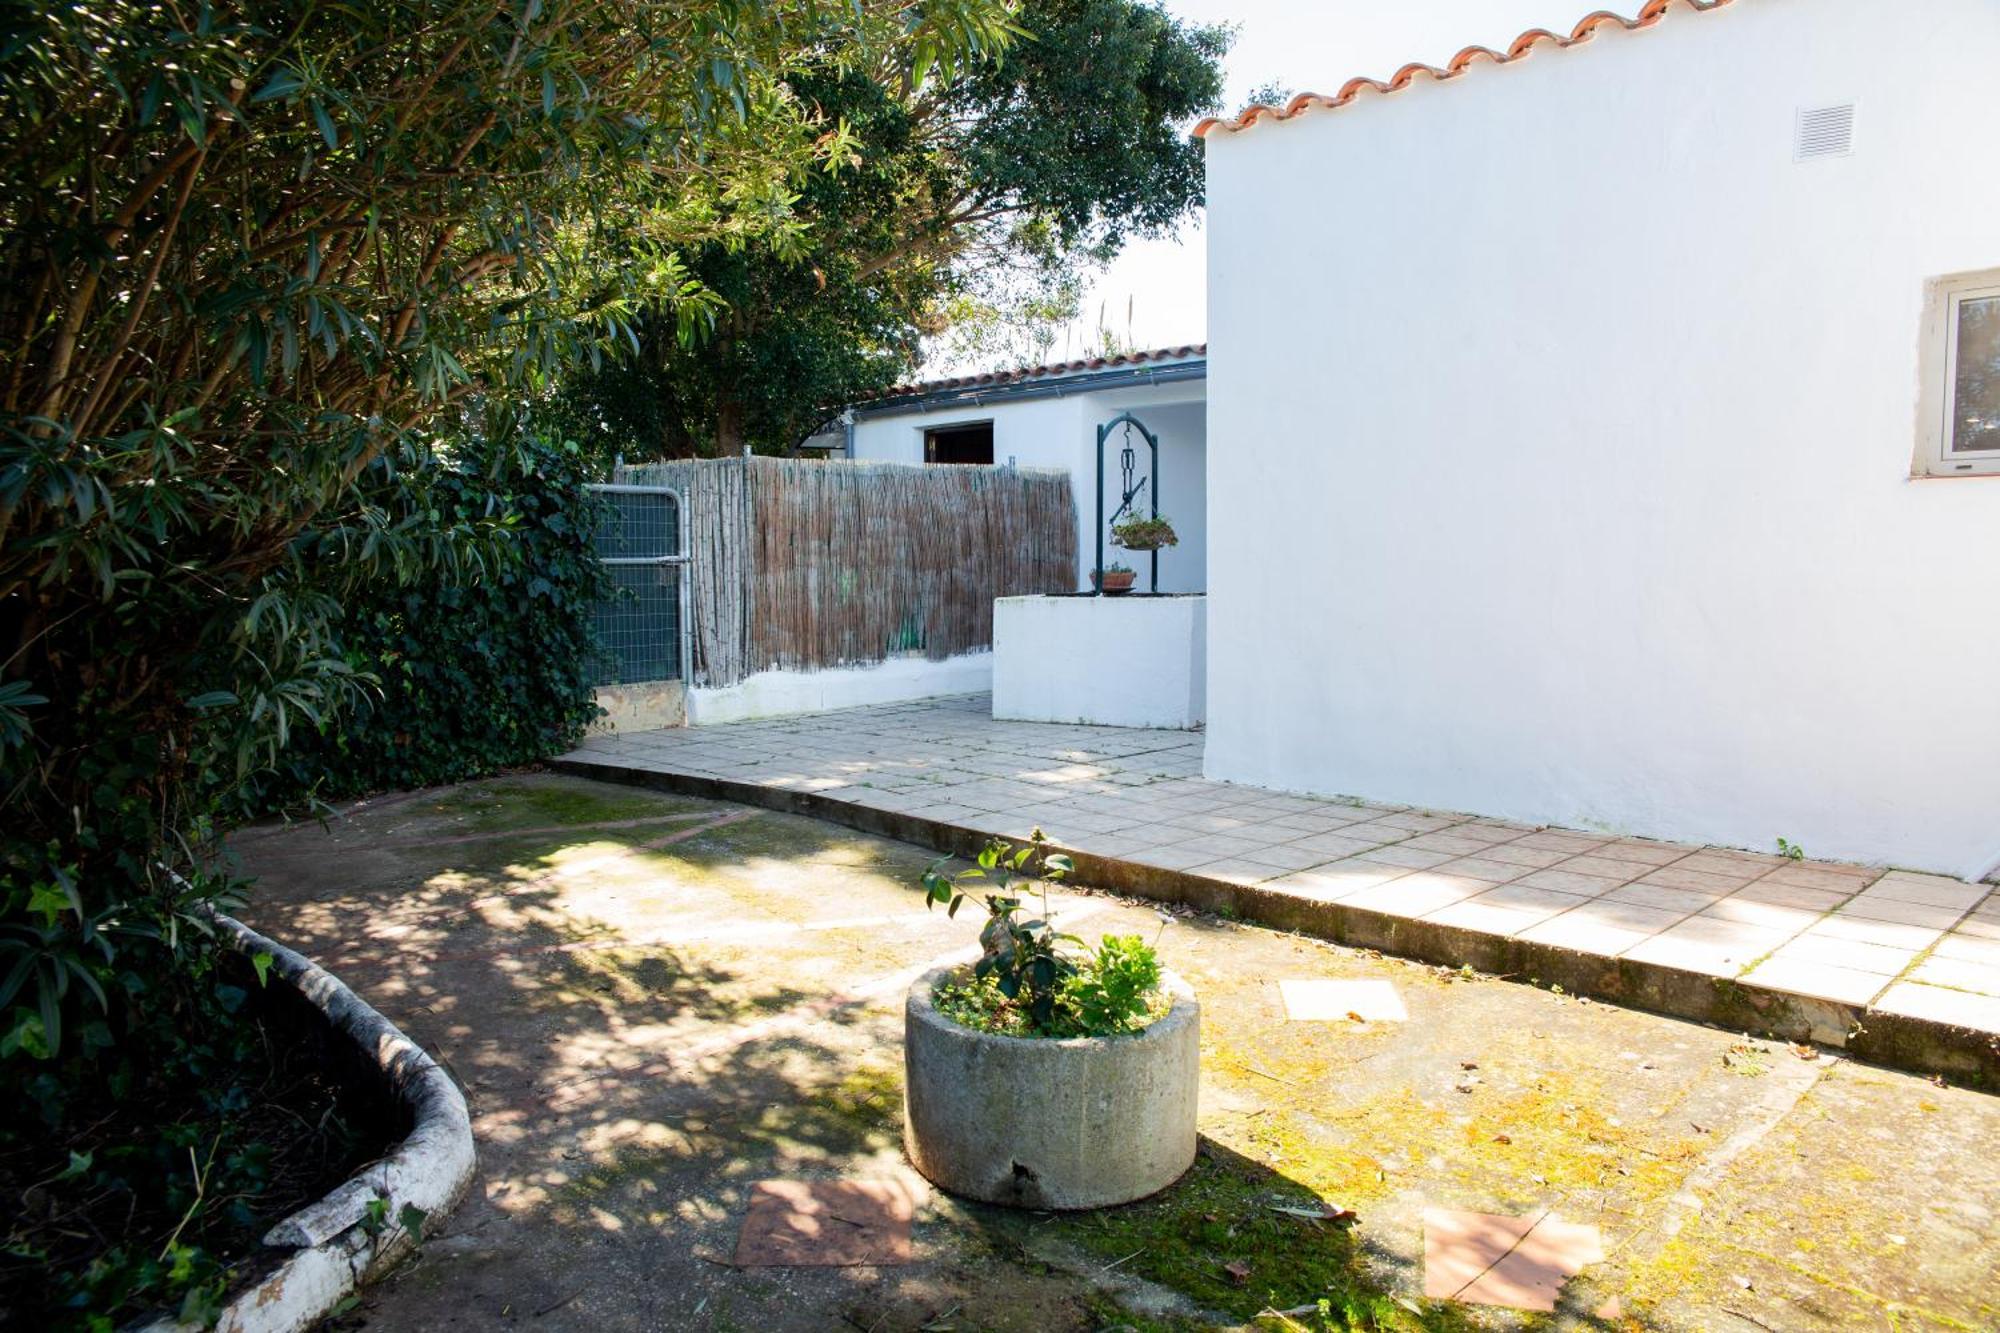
left=615, top=457, right=1077, bottom=688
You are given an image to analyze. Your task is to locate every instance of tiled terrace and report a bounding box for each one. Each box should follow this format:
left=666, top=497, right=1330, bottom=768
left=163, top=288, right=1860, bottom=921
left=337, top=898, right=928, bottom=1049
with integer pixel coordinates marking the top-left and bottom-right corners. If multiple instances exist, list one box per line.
left=561, top=694, right=2000, bottom=1066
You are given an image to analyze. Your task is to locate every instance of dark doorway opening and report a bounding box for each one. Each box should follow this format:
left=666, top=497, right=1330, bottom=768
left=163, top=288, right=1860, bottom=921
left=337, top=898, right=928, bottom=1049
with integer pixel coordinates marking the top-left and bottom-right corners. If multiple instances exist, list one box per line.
left=923, top=421, right=994, bottom=465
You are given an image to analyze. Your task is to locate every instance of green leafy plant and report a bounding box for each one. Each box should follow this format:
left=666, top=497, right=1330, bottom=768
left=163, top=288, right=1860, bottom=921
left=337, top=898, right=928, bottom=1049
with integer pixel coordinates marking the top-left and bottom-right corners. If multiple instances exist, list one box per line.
left=1776, top=837, right=1806, bottom=861
left=1110, top=514, right=1179, bottom=551
left=921, top=832, right=1167, bottom=1037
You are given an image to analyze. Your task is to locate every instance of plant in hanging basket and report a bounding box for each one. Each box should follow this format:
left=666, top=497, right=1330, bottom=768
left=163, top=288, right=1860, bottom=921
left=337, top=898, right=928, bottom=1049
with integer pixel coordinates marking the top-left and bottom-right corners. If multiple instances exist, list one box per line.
left=1093, top=562, right=1136, bottom=594
left=1111, top=514, right=1178, bottom=552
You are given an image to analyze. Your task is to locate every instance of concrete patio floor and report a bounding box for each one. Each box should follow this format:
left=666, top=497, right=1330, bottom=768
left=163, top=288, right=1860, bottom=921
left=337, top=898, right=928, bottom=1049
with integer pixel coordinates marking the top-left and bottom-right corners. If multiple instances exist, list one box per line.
left=559, top=695, right=2000, bottom=1084
left=236, top=774, right=2000, bottom=1331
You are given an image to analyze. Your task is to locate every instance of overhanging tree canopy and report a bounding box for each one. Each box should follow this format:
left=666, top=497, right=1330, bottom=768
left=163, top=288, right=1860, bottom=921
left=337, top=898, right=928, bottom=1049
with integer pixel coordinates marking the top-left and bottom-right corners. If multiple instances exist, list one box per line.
left=552, top=0, right=1229, bottom=457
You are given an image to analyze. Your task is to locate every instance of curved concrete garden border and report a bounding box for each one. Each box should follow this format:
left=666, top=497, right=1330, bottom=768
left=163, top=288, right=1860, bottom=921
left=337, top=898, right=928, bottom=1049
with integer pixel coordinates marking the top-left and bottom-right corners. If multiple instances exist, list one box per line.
left=903, top=965, right=1200, bottom=1209
left=144, top=914, right=476, bottom=1333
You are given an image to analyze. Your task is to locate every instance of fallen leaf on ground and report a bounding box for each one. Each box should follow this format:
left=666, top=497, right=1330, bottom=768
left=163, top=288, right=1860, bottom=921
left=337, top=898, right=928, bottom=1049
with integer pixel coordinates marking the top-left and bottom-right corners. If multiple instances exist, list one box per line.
left=1223, top=1260, right=1252, bottom=1285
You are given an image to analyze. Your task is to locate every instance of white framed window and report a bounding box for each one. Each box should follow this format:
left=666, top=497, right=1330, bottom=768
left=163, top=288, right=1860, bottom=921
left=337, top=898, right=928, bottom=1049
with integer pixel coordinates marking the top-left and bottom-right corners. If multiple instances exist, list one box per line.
left=1920, top=270, right=2000, bottom=476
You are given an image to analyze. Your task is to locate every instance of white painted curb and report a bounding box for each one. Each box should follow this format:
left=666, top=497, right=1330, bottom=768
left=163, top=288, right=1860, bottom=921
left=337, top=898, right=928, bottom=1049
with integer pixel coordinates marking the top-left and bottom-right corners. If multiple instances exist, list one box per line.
left=143, top=914, right=476, bottom=1333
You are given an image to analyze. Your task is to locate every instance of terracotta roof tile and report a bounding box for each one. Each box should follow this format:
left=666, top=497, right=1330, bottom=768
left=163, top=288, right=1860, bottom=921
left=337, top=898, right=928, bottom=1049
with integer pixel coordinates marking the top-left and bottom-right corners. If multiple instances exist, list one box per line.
left=1193, top=0, right=1734, bottom=139
left=858, top=344, right=1206, bottom=404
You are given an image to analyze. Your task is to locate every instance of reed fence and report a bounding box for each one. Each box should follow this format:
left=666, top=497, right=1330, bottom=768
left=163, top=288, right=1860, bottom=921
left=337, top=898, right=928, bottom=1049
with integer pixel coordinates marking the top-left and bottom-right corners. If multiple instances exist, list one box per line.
left=614, top=456, right=1076, bottom=688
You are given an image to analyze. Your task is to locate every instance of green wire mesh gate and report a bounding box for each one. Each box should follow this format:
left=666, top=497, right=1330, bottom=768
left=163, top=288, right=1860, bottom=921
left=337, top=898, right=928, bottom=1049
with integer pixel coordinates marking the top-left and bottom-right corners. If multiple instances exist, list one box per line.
left=589, top=483, right=689, bottom=686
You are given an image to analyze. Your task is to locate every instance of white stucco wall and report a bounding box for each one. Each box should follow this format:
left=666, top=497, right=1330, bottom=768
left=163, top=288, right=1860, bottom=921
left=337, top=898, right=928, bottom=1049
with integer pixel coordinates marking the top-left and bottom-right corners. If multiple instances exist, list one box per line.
left=993, top=596, right=1206, bottom=729
left=1203, top=0, right=2000, bottom=875
left=688, top=652, right=992, bottom=726
left=849, top=379, right=1207, bottom=592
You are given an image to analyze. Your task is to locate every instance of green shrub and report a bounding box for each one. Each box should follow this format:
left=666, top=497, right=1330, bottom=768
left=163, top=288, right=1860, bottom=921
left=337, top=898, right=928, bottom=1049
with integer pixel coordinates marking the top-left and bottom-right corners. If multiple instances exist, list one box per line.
left=226, top=438, right=610, bottom=817
left=921, top=832, right=1168, bottom=1038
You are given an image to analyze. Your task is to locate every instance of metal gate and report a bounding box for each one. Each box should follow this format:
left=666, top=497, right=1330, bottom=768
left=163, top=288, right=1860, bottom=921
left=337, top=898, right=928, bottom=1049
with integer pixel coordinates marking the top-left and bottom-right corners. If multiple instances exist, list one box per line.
left=588, top=483, right=689, bottom=688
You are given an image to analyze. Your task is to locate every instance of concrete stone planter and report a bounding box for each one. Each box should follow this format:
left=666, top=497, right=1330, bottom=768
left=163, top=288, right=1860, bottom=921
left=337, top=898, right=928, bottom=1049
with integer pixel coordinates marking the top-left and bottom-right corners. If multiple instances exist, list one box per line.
left=902, top=965, right=1199, bottom=1209
left=142, top=913, right=476, bottom=1333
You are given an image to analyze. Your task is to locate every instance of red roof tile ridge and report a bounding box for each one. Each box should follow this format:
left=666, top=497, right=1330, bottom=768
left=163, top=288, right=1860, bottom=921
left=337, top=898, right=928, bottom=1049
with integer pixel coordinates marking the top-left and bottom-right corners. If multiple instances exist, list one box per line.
left=1193, top=0, right=1734, bottom=139
left=859, top=344, right=1207, bottom=403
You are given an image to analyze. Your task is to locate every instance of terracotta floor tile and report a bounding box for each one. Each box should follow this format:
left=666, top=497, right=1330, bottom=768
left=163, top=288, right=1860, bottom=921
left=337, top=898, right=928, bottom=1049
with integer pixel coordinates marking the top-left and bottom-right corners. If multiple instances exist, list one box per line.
left=735, top=1179, right=916, bottom=1267
left=1907, top=955, right=2000, bottom=997
left=1741, top=956, right=1888, bottom=1006
left=1480, top=843, right=1571, bottom=870
left=1516, top=868, right=1626, bottom=897
left=1797, top=913, right=1941, bottom=951
left=1342, top=875, right=1482, bottom=919
left=1355, top=844, right=1457, bottom=871
left=1933, top=932, right=2000, bottom=967
left=1552, top=898, right=1688, bottom=934
left=1518, top=915, right=1656, bottom=956
left=1605, top=882, right=1724, bottom=915
left=1278, top=978, right=1407, bottom=1022
left=1728, top=879, right=1851, bottom=911
left=1637, top=863, right=1754, bottom=894
left=1266, top=862, right=1406, bottom=902
left=1422, top=1208, right=1603, bottom=1312
left=1766, top=932, right=1916, bottom=977
left=1697, top=897, right=1825, bottom=932
left=1400, top=830, right=1510, bottom=856
left=1873, top=981, right=2000, bottom=1029
left=1864, top=872, right=1991, bottom=911
left=1435, top=855, right=1532, bottom=884
left=1509, top=831, right=1610, bottom=853
left=1835, top=896, right=1968, bottom=931
left=1550, top=854, right=1648, bottom=882
left=1759, top=862, right=1880, bottom=893
left=1426, top=899, right=1562, bottom=936
left=1463, top=882, right=1594, bottom=914
left=1284, top=831, right=1383, bottom=859
left=1593, top=840, right=1690, bottom=867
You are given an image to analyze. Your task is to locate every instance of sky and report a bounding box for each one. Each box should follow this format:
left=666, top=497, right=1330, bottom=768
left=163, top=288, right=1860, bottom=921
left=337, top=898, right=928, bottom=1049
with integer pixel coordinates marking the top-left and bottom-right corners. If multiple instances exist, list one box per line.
left=997, top=0, right=1595, bottom=369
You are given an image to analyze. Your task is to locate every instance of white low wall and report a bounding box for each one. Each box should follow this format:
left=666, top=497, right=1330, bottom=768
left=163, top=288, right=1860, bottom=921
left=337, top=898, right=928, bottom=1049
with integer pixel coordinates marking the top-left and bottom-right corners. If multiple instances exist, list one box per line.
left=992, top=595, right=1205, bottom=730
left=687, top=652, right=992, bottom=726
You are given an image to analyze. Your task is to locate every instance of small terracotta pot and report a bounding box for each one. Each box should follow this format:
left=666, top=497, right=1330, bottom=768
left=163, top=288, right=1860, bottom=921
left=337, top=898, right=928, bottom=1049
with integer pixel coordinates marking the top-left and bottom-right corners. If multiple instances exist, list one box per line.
left=1097, top=570, right=1136, bottom=594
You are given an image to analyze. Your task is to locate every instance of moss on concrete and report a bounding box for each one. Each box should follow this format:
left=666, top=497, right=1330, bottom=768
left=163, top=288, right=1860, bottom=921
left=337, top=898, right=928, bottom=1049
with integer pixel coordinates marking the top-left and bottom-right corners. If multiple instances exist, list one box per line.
left=1052, top=1145, right=1473, bottom=1330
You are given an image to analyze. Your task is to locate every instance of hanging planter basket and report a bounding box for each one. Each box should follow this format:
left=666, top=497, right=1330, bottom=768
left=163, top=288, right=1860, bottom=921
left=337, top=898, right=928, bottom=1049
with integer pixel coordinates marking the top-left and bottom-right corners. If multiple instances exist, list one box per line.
left=1111, top=515, right=1179, bottom=553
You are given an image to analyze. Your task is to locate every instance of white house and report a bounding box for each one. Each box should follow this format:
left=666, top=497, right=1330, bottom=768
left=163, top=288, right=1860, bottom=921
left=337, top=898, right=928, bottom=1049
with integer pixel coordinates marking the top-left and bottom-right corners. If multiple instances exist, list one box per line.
left=813, top=346, right=1208, bottom=593
left=1199, top=0, right=2000, bottom=876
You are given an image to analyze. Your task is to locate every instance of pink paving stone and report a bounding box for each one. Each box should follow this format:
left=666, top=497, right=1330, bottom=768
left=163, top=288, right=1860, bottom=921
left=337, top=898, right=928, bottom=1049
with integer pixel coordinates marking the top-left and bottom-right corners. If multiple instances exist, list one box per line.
left=1461, top=881, right=1595, bottom=914
left=1518, top=915, right=1658, bottom=956
left=1728, top=879, right=1851, bottom=911
left=1604, top=882, right=1722, bottom=915
left=1593, top=840, right=1689, bottom=866
left=1422, top=1208, right=1604, bottom=1312
left=1637, top=863, right=1756, bottom=894
left=1550, top=898, right=1688, bottom=934
left=1797, top=913, right=1943, bottom=951
left=1550, top=853, right=1651, bottom=881
left=1873, top=981, right=2000, bottom=1029
left=1933, top=932, right=2000, bottom=966
left=1863, top=872, right=1992, bottom=910
left=1342, top=874, right=1485, bottom=918
left=734, top=1180, right=916, bottom=1267
left=1516, top=868, right=1627, bottom=897
left=1232, top=842, right=1336, bottom=872
left=1697, top=897, right=1825, bottom=932
left=1480, top=843, right=1572, bottom=870
left=1509, top=831, right=1610, bottom=853
left=1761, top=862, right=1881, bottom=892
left=1835, top=896, right=1969, bottom=931
left=1767, top=932, right=1919, bottom=977
left=1741, top=956, right=1890, bottom=1006
left=1285, top=831, right=1385, bottom=859
left=1356, top=844, right=1458, bottom=871
left=1907, top=955, right=2000, bottom=997
left=1278, top=978, right=1408, bottom=1022
left=1436, top=855, right=1534, bottom=884
left=1426, top=899, right=1563, bottom=936
left=1268, top=861, right=1406, bottom=901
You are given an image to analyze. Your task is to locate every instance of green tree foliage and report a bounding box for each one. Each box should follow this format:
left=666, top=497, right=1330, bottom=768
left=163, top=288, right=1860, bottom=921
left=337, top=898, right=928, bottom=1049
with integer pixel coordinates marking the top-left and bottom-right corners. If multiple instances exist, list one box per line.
left=0, top=0, right=1013, bottom=1319
left=224, top=438, right=610, bottom=818
left=553, top=0, right=1229, bottom=458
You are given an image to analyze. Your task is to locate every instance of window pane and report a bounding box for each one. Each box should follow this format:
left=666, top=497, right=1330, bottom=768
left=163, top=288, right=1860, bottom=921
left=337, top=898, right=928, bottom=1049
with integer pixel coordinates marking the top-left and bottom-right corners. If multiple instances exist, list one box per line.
left=1951, top=294, right=2000, bottom=454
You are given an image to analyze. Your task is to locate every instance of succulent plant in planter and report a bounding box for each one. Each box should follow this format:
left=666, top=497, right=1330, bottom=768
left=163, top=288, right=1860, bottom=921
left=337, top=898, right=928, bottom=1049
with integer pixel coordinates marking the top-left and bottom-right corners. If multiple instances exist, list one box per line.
left=905, top=831, right=1199, bottom=1209
left=1093, top=562, right=1136, bottom=595
left=1110, top=513, right=1178, bottom=552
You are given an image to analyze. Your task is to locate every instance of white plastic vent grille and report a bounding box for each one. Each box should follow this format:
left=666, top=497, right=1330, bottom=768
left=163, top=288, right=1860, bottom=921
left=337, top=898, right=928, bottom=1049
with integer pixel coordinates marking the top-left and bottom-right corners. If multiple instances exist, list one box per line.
left=1795, top=103, right=1855, bottom=160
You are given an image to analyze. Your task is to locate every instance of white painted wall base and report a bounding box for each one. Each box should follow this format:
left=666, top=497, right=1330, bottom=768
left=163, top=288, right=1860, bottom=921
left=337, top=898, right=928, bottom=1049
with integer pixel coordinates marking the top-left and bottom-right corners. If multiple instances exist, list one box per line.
left=687, top=652, right=993, bottom=726
left=992, top=595, right=1205, bottom=730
